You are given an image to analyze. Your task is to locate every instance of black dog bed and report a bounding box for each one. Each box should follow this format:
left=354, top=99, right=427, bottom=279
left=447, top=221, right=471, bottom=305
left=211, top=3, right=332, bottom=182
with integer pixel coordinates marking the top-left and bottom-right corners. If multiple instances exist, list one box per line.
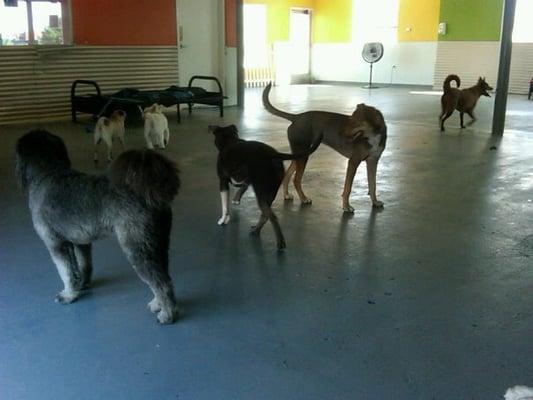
left=71, top=76, right=225, bottom=124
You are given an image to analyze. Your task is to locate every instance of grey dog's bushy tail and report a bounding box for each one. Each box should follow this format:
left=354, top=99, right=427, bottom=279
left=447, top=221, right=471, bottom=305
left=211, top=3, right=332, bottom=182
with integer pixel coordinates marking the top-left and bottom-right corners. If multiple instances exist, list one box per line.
left=110, top=150, right=180, bottom=208
left=443, top=74, right=461, bottom=92
left=262, top=82, right=297, bottom=122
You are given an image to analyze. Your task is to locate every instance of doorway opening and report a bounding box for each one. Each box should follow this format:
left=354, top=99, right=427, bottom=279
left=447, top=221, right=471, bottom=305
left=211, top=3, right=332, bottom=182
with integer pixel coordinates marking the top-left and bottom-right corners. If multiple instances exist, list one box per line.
left=243, top=4, right=273, bottom=87
left=289, top=8, right=311, bottom=84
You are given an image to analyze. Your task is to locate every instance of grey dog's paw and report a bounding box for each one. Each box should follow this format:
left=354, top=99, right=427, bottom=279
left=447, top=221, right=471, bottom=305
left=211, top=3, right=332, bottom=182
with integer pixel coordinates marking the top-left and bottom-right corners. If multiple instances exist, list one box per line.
left=73, top=278, right=91, bottom=291
left=147, top=297, right=161, bottom=313
left=157, top=307, right=180, bottom=324
left=54, top=291, right=80, bottom=304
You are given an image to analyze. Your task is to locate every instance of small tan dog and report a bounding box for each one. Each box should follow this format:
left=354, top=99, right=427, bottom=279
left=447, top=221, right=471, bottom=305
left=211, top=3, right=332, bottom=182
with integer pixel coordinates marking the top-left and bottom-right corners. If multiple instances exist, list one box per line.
left=439, top=74, right=493, bottom=131
left=93, top=110, right=126, bottom=163
left=143, top=103, right=170, bottom=150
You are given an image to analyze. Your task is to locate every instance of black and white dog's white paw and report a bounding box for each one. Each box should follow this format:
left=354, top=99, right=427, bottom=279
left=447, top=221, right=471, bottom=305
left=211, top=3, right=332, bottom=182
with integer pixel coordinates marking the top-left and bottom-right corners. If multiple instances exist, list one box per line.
left=231, top=199, right=240, bottom=205
left=217, top=214, right=230, bottom=225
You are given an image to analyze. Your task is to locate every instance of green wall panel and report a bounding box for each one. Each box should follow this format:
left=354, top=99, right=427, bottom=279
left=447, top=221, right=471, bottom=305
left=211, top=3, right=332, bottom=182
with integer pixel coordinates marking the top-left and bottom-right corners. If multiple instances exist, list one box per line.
left=439, top=0, right=503, bottom=41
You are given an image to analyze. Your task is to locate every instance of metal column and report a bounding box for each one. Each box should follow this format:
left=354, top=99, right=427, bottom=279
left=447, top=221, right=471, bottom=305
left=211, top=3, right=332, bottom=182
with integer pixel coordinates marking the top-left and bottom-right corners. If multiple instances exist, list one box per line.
left=492, top=0, right=517, bottom=135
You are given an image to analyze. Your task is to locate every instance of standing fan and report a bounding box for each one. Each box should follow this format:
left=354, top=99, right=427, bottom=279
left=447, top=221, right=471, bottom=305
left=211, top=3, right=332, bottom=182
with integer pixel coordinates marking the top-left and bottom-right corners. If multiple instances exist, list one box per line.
left=362, top=42, right=384, bottom=89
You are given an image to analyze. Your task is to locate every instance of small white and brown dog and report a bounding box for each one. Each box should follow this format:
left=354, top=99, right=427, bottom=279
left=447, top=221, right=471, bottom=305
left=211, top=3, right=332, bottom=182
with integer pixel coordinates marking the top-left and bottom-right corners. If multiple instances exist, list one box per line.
left=93, top=109, right=126, bottom=163
left=142, top=103, right=170, bottom=150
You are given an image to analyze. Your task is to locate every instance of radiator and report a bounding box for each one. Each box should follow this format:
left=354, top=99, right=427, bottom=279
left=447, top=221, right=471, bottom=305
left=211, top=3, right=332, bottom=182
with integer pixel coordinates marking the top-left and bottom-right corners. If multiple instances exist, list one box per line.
left=244, top=65, right=274, bottom=88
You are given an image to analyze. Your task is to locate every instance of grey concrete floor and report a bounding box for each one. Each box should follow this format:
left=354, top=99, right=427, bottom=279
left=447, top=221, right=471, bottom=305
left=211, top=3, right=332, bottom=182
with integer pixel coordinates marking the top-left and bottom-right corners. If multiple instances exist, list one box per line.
left=0, top=85, right=532, bottom=400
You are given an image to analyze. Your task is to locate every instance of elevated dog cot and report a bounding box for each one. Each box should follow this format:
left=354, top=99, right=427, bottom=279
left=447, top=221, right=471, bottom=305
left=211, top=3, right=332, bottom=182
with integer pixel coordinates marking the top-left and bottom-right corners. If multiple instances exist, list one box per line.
left=71, top=75, right=225, bottom=124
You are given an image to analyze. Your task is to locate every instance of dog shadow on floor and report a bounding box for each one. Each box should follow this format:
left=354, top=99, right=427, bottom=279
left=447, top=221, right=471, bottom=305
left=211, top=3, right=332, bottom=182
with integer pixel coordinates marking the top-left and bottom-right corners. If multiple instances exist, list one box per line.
left=331, top=206, right=385, bottom=264
left=89, top=274, right=126, bottom=289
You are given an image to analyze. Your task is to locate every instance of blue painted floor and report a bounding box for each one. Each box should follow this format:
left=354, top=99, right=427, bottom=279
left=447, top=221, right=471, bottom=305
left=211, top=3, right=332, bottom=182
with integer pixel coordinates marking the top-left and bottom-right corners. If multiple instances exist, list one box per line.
left=0, top=85, right=532, bottom=399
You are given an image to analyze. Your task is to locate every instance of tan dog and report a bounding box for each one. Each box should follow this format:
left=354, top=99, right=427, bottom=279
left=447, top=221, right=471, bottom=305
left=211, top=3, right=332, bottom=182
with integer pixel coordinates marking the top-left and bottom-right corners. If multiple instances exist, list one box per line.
left=439, top=74, right=493, bottom=131
left=142, top=103, right=170, bottom=150
left=263, top=83, right=387, bottom=213
left=93, top=110, right=126, bottom=163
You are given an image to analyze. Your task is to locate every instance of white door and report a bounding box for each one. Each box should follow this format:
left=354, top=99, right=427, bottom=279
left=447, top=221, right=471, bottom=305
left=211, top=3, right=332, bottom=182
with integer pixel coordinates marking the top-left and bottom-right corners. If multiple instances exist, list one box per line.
left=176, top=0, right=223, bottom=90
left=289, top=8, right=311, bottom=84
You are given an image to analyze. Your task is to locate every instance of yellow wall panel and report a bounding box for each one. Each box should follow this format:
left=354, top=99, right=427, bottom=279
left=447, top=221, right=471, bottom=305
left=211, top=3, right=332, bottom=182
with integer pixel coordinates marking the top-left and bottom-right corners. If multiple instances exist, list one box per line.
left=313, top=0, right=352, bottom=43
left=244, top=0, right=442, bottom=44
left=245, top=0, right=315, bottom=43
left=397, top=0, right=440, bottom=41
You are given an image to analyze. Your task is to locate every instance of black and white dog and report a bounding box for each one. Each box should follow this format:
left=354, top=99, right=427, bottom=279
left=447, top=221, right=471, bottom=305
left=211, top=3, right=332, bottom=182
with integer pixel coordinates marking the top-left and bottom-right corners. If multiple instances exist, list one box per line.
left=211, top=125, right=318, bottom=250
left=15, top=130, right=181, bottom=324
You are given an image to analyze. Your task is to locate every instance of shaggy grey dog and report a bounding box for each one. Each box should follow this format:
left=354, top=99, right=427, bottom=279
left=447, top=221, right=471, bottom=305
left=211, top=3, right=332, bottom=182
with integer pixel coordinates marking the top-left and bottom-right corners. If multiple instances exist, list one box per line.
left=15, top=130, right=181, bottom=324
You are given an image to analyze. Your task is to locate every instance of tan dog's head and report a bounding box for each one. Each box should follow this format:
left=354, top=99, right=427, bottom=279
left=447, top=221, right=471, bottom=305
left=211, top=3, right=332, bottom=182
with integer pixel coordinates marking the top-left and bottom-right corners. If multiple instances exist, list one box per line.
left=110, top=109, right=126, bottom=122
left=143, top=103, right=164, bottom=115
left=344, top=103, right=386, bottom=142
left=477, top=77, right=493, bottom=97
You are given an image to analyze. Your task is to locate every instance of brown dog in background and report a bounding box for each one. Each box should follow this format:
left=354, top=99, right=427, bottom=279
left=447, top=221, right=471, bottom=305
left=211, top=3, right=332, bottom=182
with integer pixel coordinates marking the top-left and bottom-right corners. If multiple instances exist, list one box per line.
left=439, top=74, right=493, bottom=131
left=263, top=83, right=387, bottom=213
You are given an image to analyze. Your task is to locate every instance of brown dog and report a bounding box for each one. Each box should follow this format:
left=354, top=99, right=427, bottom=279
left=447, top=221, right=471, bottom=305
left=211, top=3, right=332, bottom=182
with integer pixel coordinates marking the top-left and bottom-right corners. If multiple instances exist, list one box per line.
left=439, top=74, right=493, bottom=131
left=263, top=83, right=387, bottom=213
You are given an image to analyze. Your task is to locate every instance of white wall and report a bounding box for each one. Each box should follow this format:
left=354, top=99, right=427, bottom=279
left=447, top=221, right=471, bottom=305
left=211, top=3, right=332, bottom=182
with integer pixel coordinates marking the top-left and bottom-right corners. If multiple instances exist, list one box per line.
left=224, top=46, right=238, bottom=105
left=311, top=42, right=438, bottom=86
left=433, top=41, right=533, bottom=95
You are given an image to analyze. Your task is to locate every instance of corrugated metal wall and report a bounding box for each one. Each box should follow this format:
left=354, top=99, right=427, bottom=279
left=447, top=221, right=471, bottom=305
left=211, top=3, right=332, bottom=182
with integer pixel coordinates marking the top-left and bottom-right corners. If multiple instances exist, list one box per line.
left=433, top=41, right=533, bottom=95
left=433, top=42, right=500, bottom=90
left=509, top=43, right=533, bottom=95
left=0, top=45, right=179, bottom=124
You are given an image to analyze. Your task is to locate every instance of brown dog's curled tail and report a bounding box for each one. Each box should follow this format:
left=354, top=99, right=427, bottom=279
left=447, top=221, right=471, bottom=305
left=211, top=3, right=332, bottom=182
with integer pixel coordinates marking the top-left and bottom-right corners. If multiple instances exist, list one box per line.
left=110, top=149, right=180, bottom=208
left=443, top=74, right=461, bottom=92
left=262, top=82, right=297, bottom=122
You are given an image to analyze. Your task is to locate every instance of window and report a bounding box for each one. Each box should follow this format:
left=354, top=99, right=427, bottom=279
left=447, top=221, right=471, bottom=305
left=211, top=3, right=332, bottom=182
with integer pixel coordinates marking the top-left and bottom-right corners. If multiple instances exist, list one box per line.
left=352, top=0, right=400, bottom=43
left=513, top=0, right=533, bottom=43
left=0, top=0, right=70, bottom=45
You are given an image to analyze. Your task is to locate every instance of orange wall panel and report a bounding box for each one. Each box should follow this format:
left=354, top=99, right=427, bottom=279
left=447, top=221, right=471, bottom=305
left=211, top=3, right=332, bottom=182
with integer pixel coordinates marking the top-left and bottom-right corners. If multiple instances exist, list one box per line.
left=72, top=0, right=177, bottom=45
left=225, top=0, right=237, bottom=47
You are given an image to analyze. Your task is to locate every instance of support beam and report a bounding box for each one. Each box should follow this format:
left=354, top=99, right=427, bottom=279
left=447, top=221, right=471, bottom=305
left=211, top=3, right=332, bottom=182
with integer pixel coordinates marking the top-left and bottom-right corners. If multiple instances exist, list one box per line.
left=492, top=0, right=517, bottom=136
left=26, top=0, right=35, bottom=44
left=236, top=0, right=244, bottom=108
